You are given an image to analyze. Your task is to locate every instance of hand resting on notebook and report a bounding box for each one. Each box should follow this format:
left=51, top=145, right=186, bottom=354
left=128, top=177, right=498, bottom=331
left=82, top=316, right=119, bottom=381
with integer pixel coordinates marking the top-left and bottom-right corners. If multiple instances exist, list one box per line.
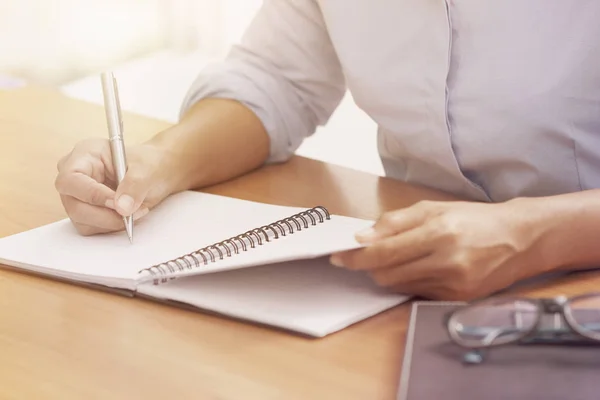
left=330, top=197, right=599, bottom=301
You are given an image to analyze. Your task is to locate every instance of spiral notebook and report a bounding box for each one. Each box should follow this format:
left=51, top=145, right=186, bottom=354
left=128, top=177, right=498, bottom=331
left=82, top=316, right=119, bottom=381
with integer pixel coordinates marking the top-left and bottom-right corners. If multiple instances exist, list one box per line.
left=0, top=190, right=409, bottom=337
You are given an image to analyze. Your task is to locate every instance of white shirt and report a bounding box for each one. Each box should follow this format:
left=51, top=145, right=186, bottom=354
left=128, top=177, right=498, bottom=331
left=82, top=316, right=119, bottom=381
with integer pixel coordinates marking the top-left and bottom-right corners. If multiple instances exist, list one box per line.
left=180, top=0, right=600, bottom=202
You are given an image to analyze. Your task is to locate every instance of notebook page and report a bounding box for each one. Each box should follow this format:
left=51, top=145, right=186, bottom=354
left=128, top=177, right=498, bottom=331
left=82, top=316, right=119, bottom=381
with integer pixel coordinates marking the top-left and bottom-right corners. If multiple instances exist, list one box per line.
left=137, top=257, right=410, bottom=337
left=0, top=191, right=340, bottom=288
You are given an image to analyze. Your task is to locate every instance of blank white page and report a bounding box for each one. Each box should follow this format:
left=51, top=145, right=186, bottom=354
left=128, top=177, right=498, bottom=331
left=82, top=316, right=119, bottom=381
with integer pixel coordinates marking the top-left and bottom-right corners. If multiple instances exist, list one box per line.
left=0, top=191, right=372, bottom=290
left=137, top=257, right=410, bottom=337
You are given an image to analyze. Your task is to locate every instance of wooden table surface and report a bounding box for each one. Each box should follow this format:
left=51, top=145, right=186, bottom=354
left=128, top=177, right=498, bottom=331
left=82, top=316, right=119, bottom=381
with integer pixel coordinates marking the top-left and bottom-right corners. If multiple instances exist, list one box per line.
left=1, top=85, right=598, bottom=400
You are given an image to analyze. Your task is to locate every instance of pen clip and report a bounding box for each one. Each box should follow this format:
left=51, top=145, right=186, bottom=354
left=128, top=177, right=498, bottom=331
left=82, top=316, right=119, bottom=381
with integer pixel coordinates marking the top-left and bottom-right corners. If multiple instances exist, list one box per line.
left=112, top=76, right=124, bottom=134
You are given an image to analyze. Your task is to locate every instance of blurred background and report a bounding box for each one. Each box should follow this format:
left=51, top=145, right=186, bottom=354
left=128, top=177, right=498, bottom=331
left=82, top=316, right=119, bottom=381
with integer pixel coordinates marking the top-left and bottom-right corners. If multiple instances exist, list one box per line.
left=0, top=0, right=383, bottom=176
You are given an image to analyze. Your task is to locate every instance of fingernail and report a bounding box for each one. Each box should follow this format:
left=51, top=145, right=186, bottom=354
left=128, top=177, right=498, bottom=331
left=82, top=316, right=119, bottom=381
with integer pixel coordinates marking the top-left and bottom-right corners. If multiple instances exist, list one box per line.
left=105, top=199, right=115, bottom=209
left=133, top=207, right=149, bottom=221
left=355, top=227, right=376, bottom=243
left=330, top=254, right=344, bottom=267
left=117, top=195, right=134, bottom=214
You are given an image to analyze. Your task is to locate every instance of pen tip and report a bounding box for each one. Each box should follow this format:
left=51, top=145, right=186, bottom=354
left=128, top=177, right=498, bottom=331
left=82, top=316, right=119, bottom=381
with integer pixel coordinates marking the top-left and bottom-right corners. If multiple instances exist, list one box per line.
left=124, top=216, right=133, bottom=244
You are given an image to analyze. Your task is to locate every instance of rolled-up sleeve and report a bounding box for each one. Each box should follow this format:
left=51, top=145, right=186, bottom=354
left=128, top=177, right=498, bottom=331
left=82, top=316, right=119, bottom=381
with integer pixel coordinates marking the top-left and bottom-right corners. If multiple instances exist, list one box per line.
left=179, top=0, right=346, bottom=163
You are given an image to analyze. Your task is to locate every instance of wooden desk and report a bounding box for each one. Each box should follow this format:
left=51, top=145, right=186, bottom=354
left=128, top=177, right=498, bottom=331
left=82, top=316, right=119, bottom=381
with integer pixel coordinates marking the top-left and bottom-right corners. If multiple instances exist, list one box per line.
left=1, top=86, right=598, bottom=400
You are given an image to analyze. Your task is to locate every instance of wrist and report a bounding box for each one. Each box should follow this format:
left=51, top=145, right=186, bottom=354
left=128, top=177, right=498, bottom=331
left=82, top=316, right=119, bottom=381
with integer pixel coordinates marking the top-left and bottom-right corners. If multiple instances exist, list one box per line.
left=503, top=196, right=569, bottom=275
left=507, top=192, right=600, bottom=273
left=145, top=125, right=213, bottom=193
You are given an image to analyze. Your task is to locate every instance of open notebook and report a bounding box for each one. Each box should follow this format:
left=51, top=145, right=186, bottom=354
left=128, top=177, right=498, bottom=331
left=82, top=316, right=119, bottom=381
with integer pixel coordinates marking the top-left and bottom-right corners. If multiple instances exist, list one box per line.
left=0, top=191, right=409, bottom=337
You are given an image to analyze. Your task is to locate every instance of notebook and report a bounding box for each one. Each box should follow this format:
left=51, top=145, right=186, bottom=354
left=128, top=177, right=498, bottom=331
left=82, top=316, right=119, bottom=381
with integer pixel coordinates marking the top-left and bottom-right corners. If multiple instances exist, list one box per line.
left=397, top=301, right=600, bottom=400
left=0, top=190, right=409, bottom=337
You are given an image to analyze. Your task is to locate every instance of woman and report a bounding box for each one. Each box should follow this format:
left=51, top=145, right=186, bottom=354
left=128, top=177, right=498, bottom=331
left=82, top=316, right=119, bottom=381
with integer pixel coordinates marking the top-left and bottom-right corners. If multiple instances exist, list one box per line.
left=54, top=0, right=600, bottom=300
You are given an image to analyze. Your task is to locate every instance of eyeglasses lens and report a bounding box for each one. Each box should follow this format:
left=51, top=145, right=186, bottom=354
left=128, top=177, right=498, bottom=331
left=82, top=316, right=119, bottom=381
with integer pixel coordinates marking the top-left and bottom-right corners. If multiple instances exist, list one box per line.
left=450, top=298, right=538, bottom=347
left=567, top=294, right=600, bottom=340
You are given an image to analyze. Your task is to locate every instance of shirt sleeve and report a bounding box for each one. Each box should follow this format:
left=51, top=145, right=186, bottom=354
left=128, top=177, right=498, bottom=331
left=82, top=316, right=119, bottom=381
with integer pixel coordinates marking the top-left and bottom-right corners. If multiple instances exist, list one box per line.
left=179, top=0, right=346, bottom=163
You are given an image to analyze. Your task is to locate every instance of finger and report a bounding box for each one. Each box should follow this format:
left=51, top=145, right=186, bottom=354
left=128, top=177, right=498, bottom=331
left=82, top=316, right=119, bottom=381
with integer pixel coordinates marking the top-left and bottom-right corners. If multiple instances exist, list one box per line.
left=56, top=143, right=115, bottom=204
left=55, top=172, right=116, bottom=208
left=114, top=169, right=154, bottom=217
left=355, top=202, right=433, bottom=243
left=72, top=222, right=117, bottom=236
left=331, top=225, right=435, bottom=270
left=62, top=195, right=149, bottom=232
left=369, top=255, right=491, bottom=301
left=73, top=207, right=150, bottom=236
left=70, top=139, right=116, bottom=181
left=58, top=147, right=106, bottom=181
left=369, top=255, right=437, bottom=287
left=364, top=262, right=445, bottom=299
left=388, top=279, right=450, bottom=300
left=56, top=151, right=72, bottom=172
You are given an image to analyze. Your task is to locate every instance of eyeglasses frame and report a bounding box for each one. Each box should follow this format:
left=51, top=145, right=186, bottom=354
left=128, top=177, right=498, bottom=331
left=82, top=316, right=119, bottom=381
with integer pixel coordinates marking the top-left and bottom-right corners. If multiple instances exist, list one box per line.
left=443, top=291, right=600, bottom=350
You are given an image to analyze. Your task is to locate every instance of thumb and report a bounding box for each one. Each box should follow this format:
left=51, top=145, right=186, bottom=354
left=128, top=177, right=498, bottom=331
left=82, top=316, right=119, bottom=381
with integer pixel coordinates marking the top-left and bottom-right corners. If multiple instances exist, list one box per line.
left=114, top=170, right=152, bottom=217
left=355, top=206, right=429, bottom=243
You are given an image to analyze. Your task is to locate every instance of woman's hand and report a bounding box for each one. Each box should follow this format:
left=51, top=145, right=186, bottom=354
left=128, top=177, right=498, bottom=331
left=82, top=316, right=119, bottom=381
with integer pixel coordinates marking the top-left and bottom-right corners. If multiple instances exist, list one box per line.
left=330, top=199, right=554, bottom=301
left=54, top=138, right=178, bottom=236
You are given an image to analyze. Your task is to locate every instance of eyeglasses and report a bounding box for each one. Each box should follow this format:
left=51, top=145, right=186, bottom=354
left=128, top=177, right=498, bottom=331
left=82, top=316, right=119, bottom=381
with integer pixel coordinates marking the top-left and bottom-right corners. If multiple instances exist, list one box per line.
left=444, top=292, right=600, bottom=364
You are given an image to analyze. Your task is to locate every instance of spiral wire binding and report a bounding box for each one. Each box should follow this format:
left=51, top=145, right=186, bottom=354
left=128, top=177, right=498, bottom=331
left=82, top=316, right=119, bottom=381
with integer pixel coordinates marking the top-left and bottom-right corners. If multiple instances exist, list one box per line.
left=138, top=206, right=331, bottom=284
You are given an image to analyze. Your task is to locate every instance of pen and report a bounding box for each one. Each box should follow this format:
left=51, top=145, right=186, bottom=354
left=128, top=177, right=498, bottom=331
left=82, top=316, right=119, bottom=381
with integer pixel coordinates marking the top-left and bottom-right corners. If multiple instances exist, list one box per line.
left=100, top=71, right=133, bottom=243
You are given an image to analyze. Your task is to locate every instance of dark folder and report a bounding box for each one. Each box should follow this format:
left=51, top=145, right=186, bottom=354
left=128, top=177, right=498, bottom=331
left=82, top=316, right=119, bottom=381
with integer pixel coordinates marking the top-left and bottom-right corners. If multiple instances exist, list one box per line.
left=397, top=301, right=600, bottom=400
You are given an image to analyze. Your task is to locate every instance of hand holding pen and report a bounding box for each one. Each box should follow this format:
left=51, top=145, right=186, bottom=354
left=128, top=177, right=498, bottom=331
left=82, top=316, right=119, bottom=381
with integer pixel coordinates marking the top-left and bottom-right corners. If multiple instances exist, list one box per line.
left=54, top=73, right=176, bottom=238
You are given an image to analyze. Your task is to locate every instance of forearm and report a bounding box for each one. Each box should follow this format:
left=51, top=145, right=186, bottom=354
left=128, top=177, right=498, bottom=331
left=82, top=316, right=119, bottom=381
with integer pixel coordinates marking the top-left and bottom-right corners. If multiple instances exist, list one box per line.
left=147, top=98, right=270, bottom=192
left=524, top=189, right=600, bottom=273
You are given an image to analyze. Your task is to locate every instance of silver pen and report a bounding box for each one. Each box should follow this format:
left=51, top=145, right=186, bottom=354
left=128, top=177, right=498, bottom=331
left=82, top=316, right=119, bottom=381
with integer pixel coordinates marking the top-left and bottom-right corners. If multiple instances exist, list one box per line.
left=100, top=71, right=133, bottom=243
